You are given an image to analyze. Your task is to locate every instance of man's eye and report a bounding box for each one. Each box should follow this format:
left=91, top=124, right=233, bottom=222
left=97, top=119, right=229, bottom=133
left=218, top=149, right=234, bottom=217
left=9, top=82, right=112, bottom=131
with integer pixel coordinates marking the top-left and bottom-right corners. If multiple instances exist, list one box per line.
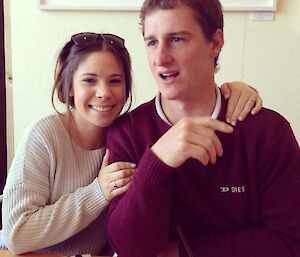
left=171, top=37, right=183, bottom=43
left=146, top=40, right=157, bottom=47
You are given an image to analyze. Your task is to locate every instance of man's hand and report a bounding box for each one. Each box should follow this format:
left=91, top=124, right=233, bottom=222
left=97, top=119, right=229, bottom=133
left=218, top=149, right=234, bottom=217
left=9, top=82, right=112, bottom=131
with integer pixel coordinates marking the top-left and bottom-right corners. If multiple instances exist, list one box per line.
left=151, top=117, right=233, bottom=167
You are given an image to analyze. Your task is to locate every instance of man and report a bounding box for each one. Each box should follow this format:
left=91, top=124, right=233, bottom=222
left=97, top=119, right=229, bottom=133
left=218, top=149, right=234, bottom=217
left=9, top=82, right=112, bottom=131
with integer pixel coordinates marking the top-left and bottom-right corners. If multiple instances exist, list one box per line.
left=106, top=0, right=300, bottom=256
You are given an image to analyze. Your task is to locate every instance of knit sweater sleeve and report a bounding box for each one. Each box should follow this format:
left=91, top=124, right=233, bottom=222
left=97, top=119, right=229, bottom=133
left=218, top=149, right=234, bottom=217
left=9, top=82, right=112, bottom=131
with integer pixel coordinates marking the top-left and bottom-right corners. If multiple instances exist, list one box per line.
left=2, top=117, right=108, bottom=254
left=106, top=123, right=174, bottom=257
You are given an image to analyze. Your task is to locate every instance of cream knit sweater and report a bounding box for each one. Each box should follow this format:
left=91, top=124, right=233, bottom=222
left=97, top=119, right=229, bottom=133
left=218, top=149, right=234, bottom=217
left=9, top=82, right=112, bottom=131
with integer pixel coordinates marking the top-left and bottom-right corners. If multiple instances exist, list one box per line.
left=1, top=114, right=111, bottom=255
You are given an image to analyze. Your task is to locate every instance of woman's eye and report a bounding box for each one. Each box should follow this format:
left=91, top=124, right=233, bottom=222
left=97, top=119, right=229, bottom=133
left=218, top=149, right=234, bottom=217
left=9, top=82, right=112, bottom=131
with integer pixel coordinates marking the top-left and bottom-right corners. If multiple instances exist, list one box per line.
left=110, top=78, right=123, bottom=84
left=82, top=78, right=95, bottom=84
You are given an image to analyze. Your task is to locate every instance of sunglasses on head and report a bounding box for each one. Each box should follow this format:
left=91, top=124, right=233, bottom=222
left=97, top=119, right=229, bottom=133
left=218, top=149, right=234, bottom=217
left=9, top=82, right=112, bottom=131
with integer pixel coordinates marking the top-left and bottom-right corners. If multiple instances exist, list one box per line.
left=71, top=32, right=125, bottom=48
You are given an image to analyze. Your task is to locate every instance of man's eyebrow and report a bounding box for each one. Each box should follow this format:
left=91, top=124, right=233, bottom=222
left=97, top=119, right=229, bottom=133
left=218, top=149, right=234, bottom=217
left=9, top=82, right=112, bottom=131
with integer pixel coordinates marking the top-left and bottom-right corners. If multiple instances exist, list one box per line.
left=144, top=35, right=155, bottom=41
left=168, top=31, right=191, bottom=37
left=144, top=31, right=191, bottom=41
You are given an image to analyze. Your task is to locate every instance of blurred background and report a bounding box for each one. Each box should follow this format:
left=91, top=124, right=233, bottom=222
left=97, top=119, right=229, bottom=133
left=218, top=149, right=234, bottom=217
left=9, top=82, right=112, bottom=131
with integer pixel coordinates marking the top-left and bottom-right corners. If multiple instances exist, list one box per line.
left=2, top=0, right=300, bottom=176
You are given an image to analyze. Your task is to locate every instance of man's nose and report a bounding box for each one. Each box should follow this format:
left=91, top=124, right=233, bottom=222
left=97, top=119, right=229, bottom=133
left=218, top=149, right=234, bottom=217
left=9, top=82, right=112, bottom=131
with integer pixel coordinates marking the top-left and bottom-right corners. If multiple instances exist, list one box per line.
left=156, top=43, right=172, bottom=66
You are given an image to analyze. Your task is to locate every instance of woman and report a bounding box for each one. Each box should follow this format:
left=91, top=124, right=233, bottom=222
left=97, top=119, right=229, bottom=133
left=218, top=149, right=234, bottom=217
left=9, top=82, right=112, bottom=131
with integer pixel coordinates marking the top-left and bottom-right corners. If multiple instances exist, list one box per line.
left=0, top=32, right=262, bottom=255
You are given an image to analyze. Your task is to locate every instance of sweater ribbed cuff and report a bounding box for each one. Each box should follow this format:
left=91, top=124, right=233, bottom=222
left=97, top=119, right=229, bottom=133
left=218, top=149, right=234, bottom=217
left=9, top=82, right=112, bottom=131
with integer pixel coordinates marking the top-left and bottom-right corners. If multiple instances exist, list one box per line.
left=85, top=179, right=109, bottom=213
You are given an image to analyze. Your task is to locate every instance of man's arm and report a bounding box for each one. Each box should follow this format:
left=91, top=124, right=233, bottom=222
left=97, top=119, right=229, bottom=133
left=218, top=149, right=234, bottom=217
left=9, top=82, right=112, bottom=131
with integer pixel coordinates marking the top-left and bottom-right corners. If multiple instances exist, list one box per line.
left=106, top=117, right=233, bottom=257
left=107, top=112, right=300, bottom=257
left=107, top=148, right=173, bottom=257
left=161, top=121, right=300, bottom=257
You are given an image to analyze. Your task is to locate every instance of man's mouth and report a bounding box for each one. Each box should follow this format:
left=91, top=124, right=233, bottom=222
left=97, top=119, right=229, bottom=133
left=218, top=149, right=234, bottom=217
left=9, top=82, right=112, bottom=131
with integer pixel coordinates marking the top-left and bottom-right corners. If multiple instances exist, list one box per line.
left=159, top=72, right=179, bottom=80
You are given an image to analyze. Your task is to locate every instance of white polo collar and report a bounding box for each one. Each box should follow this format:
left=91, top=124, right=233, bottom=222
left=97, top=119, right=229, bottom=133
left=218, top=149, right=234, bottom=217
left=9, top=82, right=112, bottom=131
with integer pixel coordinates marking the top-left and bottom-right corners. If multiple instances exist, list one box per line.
left=155, top=84, right=221, bottom=125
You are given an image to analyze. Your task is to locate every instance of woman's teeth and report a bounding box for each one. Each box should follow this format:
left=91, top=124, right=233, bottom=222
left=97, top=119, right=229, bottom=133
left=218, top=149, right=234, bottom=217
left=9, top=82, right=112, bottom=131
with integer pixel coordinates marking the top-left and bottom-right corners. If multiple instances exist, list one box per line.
left=90, top=105, right=112, bottom=112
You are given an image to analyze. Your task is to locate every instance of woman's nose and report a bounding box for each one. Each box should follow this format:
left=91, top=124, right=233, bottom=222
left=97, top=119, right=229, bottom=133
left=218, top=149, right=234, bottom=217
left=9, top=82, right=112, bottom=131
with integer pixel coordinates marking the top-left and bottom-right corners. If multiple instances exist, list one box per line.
left=95, top=84, right=112, bottom=99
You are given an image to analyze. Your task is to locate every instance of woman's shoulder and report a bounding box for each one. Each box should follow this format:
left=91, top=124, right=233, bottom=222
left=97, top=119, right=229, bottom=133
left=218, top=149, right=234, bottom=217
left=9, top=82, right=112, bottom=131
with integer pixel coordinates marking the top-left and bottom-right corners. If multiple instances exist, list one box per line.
left=20, top=113, right=67, bottom=145
left=25, top=113, right=63, bottom=134
left=29, top=113, right=61, bottom=128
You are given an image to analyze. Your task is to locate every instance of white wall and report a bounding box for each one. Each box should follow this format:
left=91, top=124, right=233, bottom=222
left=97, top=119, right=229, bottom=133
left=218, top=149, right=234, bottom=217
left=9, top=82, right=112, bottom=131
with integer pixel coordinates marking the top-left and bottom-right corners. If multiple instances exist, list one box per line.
left=6, top=0, right=300, bottom=168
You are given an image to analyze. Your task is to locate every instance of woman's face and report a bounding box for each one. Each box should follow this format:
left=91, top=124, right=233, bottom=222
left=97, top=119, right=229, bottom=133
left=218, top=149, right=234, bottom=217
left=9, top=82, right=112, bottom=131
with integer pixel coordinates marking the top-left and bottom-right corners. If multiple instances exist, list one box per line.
left=71, top=50, right=126, bottom=129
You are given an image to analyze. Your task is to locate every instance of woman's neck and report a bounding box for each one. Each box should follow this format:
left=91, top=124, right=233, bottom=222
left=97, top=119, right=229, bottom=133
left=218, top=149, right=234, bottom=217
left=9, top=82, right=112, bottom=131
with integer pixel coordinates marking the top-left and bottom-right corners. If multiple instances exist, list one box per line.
left=59, top=112, right=106, bottom=150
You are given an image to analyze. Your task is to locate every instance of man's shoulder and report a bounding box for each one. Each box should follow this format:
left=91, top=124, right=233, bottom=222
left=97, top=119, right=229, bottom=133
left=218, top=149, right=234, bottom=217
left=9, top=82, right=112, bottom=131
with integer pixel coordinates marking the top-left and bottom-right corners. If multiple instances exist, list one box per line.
left=106, top=98, right=162, bottom=159
left=244, top=107, right=290, bottom=128
left=221, top=97, right=288, bottom=128
left=235, top=107, right=295, bottom=144
left=110, top=99, right=156, bottom=129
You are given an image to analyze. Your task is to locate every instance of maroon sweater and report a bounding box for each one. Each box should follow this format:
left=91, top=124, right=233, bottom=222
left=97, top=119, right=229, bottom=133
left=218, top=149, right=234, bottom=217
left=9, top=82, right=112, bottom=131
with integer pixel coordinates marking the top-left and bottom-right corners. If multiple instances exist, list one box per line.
left=106, top=98, right=300, bottom=257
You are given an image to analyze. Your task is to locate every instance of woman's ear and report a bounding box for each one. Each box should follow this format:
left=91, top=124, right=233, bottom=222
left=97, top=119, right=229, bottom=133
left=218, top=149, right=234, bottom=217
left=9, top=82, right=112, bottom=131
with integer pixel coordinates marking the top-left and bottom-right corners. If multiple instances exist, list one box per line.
left=211, top=29, right=224, bottom=57
left=69, top=87, right=74, bottom=97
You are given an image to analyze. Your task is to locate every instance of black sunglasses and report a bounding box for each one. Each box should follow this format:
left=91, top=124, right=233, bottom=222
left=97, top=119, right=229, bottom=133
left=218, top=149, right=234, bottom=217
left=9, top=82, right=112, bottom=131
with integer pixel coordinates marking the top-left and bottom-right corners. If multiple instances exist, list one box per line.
left=71, top=32, right=125, bottom=47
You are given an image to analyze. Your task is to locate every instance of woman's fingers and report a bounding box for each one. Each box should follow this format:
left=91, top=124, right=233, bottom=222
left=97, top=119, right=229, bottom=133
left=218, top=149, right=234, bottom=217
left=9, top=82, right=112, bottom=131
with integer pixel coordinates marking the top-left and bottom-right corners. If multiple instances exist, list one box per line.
left=105, top=161, right=136, bottom=173
left=225, top=89, right=240, bottom=125
left=229, top=91, right=253, bottom=124
left=111, top=176, right=133, bottom=190
left=237, top=95, right=257, bottom=121
left=101, top=148, right=110, bottom=168
left=98, top=155, right=136, bottom=201
left=220, top=82, right=231, bottom=99
left=250, top=95, right=263, bottom=115
left=223, top=81, right=262, bottom=125
left=235, top=91, right=262, bottom=121
left=109, top=167, right=135, bottom=184
left=110, top=183, right=132, bottom=198
left=101, top=148, right=136, bottom=173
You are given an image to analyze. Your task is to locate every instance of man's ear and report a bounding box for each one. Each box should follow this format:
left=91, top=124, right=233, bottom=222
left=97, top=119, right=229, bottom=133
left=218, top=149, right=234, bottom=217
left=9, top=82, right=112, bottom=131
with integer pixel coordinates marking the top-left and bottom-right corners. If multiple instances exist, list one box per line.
left=211, top=29, right=224, bottom=57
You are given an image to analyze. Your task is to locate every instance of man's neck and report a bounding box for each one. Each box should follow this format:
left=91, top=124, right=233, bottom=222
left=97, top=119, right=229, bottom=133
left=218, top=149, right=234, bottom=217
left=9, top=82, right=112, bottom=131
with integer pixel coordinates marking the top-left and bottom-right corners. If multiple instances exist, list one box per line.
left=160, top=83, right=217, bottom=125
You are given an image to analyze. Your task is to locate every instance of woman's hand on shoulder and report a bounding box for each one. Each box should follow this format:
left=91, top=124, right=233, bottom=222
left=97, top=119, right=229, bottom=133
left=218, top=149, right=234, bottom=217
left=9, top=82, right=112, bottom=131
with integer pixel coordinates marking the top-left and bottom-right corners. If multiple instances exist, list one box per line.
left=220, top=81, right=263, bottom=126
left=98, top=149, right=136, bottom=201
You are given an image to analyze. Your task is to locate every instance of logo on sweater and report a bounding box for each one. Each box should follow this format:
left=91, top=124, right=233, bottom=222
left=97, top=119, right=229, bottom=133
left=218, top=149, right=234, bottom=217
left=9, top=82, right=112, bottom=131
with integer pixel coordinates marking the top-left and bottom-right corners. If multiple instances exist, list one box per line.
left=220, top=185, right=246, bottom=193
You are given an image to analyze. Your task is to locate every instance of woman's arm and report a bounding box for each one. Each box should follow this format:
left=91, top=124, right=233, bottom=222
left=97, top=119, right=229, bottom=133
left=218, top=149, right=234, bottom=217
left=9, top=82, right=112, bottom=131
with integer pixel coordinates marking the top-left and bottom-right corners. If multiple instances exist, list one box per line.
left=2, top=117, right=135, bottom=255
left=1, top=121, right=107, bottom=254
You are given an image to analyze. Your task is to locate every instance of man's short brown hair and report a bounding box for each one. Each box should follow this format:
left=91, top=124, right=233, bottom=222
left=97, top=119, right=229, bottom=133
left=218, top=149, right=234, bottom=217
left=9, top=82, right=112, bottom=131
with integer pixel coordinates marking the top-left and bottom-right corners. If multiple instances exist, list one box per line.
left=140, top=0, right=224, bottom=68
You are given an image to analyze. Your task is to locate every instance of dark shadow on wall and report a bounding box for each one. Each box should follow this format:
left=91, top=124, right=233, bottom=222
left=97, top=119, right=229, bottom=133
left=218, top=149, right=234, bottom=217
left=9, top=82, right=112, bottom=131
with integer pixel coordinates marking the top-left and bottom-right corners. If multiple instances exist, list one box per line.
left=0, top=0, right=7, bottom=229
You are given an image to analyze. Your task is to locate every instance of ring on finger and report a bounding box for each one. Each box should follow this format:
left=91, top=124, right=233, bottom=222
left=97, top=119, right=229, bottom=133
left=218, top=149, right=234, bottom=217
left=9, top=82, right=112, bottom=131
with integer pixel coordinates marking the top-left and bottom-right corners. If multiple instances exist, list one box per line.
left=114, top=180, right=119, bottom=189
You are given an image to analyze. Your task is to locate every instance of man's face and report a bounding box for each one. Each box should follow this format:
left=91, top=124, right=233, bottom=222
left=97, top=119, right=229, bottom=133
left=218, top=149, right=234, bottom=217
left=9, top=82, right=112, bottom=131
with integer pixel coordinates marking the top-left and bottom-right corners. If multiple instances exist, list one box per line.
left=143, top=4, right=223, bottom=102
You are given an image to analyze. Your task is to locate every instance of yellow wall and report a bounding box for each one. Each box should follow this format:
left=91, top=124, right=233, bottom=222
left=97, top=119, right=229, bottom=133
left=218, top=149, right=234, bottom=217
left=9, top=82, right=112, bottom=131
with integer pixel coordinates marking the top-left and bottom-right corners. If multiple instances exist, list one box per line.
left=6, top=0, right=300, bottom=167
